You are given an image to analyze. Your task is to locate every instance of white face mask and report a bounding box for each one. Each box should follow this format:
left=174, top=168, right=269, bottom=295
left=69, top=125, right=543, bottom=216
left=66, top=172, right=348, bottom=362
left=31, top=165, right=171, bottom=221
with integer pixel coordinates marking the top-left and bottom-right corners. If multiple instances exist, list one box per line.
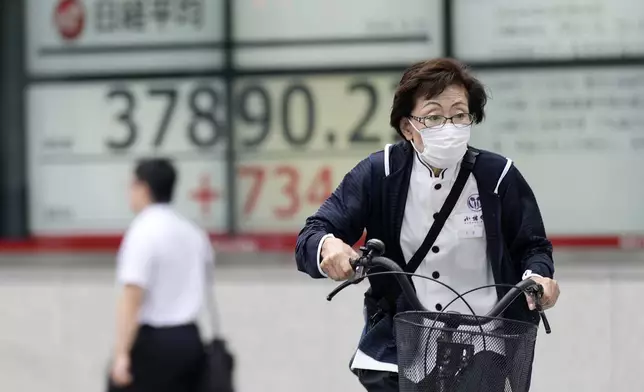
left=408, top=119, right=471, bottom=168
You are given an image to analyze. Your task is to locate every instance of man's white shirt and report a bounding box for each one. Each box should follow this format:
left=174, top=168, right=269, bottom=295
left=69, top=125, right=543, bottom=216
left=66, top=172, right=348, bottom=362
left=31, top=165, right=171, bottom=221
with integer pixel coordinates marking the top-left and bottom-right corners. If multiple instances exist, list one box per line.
left=318, top=152, right=540, bottom=373
left=117, top=204, right=214, bottom=328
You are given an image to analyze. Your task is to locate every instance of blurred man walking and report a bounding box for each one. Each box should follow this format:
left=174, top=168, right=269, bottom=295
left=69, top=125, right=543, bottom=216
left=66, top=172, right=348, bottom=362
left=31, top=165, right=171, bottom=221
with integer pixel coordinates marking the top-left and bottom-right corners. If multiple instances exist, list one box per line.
left=109, top=158, right=214, bottom=392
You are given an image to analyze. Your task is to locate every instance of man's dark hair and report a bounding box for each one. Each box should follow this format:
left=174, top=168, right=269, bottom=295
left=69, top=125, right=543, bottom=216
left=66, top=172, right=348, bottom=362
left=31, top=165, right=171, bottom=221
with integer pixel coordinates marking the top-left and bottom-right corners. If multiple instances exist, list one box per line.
left=390, top=58, right=488, bottom=137
left=134, top=158, right=177, bottom=203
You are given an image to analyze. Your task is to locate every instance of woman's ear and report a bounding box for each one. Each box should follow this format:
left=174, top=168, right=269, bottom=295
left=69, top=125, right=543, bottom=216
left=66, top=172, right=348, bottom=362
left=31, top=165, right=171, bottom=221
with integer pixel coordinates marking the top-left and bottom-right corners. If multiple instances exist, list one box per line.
left=399, top=118, right=413, bottom=141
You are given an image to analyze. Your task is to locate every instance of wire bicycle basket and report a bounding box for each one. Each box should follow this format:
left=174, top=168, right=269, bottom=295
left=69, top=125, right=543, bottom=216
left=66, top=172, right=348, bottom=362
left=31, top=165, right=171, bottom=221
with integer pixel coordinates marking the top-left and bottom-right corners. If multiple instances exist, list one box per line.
left=394, top=311, right=538, bottom=392
left=326, top=239, right=552, bottom=392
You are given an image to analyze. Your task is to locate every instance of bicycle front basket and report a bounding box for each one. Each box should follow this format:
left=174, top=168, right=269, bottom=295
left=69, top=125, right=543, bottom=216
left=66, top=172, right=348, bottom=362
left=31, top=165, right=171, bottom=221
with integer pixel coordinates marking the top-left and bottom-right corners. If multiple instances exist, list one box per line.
left=394, top=311, right=538, bottom=392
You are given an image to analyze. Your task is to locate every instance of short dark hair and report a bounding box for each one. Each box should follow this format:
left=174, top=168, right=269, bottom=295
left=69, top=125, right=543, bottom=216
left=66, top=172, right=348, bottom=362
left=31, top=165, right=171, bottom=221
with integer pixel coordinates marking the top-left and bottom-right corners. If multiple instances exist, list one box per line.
left=134, top=158, right=177, bottom=203
left=390, top=58, right=488, bottom=137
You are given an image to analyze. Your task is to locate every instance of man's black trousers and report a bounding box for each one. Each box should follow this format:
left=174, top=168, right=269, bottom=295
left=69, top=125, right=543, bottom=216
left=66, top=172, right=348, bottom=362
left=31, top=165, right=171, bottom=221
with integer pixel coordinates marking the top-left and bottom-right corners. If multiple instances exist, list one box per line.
left=109, top=323, right=204, bottom=392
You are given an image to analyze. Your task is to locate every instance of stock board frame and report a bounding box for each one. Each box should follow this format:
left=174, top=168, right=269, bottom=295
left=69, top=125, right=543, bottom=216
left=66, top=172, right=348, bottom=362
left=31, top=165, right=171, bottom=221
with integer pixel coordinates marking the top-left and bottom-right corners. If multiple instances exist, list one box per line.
left=14, top=0, right=644, bottom=245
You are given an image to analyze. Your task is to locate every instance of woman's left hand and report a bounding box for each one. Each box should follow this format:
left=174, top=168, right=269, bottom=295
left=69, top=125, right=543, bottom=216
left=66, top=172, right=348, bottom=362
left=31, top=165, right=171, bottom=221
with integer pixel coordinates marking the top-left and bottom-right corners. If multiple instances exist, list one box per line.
left=526, top=276, right=560, bottom=310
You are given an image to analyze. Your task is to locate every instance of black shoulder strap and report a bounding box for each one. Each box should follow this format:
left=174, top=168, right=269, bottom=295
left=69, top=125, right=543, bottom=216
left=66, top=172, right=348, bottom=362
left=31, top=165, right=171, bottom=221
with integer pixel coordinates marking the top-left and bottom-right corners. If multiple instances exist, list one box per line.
left=404, top=148, right=479, bottom=274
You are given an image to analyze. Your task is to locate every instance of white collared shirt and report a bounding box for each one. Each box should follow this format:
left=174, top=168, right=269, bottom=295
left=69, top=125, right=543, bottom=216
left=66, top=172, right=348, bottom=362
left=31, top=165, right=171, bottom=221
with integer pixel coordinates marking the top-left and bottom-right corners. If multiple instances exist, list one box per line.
left=117, top=204, right=214, bottom=327
left=403, top=153, right=497, bottom=316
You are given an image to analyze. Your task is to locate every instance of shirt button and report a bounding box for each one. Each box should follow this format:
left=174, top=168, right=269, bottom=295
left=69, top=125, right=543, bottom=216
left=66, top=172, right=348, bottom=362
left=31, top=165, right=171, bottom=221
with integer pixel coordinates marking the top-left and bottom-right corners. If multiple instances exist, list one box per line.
left=435, top=303, right=443, bottom=311
left=432, top=246, right=440, bottom=253
left=433, top=213, right=439, bottom=220
left=432, top=271, right=440, bottom=279
left=434, top=184, right=442, bottom=190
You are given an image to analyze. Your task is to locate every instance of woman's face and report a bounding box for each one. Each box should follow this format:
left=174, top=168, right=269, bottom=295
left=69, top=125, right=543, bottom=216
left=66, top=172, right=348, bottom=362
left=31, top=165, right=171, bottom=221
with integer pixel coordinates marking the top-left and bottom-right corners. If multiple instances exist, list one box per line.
left=400, top=84, right=470, bottom=153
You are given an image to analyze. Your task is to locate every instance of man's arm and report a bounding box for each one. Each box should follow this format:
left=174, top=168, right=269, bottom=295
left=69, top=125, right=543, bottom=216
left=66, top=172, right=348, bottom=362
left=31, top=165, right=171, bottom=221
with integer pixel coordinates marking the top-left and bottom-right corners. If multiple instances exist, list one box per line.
left=113, top=284, right=144, bottom=358
left=295, top=157, right=372, bottom=278
left=500, top=164, right=555, bottom=279
left=113, top=226, right=154, bottom=355
left=202, top=236, right=219, bottom=338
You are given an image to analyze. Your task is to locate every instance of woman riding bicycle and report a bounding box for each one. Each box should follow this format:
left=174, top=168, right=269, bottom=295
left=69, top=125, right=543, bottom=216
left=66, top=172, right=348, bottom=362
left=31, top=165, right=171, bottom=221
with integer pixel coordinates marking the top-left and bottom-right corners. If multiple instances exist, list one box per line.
left=295, top=58, right=560, bottom=392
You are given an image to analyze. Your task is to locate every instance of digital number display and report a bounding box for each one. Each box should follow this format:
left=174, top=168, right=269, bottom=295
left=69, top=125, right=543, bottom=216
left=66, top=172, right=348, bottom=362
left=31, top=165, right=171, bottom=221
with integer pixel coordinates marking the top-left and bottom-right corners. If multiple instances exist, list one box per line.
left=105, top=85, right=226, bottom=151
left=454, top=0, right=644, bottom=60
left=232, top=74, right=401, bottom=231
left=28, top=69, right=644, bottom=236
left=234, top=0, right=443, bottom=68
left=27, top=79, right=228, bottom=234
left=235, top=161, right=337, bottom=231
left=472, top=68, right=644, bottom=233
left=27, top=0, right=224, bottom=75
left=27, top=74, right=402, bottom=234
left=233, top=75, right=399, bottom=154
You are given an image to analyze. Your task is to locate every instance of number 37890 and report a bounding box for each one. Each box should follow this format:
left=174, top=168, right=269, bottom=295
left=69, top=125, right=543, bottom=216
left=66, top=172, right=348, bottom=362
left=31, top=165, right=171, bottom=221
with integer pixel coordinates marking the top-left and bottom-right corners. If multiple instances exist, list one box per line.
left=105, top=78, right=398, bottom=151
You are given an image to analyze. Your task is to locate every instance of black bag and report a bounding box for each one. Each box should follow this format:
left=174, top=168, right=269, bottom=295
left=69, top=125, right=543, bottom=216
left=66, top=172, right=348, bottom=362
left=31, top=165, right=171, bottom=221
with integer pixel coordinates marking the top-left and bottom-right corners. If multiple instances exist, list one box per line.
left=199, top=338, right=235, bottom=392
left=199, top=272, right=235, bottom=392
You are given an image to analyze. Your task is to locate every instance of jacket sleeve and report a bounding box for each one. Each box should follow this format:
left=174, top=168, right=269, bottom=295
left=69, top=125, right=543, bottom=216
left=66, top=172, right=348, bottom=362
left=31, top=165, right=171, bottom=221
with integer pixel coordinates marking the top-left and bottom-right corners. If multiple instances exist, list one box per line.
left=500, top=164, right=555, bottom=279
left=295, top=157, right=372, bottom=278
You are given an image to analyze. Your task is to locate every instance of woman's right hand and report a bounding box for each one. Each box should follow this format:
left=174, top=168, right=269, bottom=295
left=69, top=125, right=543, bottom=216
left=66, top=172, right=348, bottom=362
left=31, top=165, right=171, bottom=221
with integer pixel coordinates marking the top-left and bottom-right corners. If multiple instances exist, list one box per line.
left=320, top=237, right=360, bottom=281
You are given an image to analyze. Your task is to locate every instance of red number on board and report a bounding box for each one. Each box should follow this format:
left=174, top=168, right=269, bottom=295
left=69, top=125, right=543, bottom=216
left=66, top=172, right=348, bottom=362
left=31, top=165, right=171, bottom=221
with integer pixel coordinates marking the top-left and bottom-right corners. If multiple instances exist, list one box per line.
left=306, top=166, right=333, bottom=205
left=238, top=165, right=266, bottom=216
left=239, top=165, right=334, bottom=219
left=274, top=165, right=300, bottom=219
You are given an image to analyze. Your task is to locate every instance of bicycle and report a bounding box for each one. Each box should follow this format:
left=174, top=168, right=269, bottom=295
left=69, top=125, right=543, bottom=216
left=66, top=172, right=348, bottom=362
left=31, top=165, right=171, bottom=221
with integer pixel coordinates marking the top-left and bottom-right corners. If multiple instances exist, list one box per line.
left=327, top=239, right=552, bottom=392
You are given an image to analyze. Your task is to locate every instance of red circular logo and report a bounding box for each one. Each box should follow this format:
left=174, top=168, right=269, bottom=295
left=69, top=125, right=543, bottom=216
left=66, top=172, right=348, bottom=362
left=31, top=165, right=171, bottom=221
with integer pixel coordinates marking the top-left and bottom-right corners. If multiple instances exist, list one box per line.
left=53, top=0, right=85, bottom=41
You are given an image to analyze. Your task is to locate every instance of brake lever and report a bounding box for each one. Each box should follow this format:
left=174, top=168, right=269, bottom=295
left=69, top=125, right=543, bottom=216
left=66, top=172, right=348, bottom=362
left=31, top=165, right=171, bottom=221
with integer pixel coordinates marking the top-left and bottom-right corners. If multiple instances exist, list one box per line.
left=353, top=263, right=367, bottom=283
left=326, top=258, right=366, bottom=302
left=326, top=281, right=352, bottom=302
left=326, top=239, right=386, bottom=303
left=527, top=284, right=552, bottom=334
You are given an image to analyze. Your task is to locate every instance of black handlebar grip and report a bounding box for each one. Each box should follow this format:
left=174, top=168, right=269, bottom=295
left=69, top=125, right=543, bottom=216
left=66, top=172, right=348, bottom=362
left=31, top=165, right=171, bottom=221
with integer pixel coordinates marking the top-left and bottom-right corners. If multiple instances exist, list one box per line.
left=365, top=239, right=386, bottom=256
left=530, top=283, right=543, bottom=295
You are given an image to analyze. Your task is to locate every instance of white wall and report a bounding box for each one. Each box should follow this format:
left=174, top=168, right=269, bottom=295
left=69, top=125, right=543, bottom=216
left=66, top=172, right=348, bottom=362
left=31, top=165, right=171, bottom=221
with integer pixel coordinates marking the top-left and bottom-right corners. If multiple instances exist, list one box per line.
left=0, top=250, right=642, bottom=392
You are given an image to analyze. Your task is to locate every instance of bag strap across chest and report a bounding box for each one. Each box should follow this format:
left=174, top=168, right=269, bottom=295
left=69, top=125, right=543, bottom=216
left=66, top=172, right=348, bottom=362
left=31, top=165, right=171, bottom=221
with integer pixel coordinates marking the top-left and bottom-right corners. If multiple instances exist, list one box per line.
left=404, top=148, right=478, bottom=274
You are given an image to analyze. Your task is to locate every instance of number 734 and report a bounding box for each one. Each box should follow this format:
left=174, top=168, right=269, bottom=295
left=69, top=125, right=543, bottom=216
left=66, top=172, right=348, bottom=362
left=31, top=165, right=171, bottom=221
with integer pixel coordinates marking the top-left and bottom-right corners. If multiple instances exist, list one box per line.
left=239, top=165, right=333, bottom=220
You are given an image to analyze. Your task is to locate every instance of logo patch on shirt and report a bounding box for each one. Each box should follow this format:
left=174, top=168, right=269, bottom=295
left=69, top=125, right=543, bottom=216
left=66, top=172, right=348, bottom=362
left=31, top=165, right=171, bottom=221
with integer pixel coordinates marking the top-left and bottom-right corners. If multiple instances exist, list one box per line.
left=455, top=212, right=485, bottom=238
left=460, top=212, right=484, bottom=225
left=467, top=194, right=482, bottom=211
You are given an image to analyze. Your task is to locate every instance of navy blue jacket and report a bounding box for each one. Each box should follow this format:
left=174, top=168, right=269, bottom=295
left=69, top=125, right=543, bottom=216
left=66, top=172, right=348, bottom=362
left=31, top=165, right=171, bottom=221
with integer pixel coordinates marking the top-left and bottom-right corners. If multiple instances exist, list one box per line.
left=295, top=141, right=555, bottom=365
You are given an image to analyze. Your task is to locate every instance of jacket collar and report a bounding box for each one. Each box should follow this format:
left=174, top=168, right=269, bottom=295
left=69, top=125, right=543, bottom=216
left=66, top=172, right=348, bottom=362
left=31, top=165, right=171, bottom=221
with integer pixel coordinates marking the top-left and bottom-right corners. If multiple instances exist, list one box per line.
left=383, top=142, right=414, bottom=258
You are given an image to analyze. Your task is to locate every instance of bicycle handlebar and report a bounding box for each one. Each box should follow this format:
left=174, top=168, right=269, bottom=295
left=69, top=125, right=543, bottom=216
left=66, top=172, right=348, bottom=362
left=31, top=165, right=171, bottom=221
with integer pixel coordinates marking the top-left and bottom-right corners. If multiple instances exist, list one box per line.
left=326, top=239, right=552, bottom=332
